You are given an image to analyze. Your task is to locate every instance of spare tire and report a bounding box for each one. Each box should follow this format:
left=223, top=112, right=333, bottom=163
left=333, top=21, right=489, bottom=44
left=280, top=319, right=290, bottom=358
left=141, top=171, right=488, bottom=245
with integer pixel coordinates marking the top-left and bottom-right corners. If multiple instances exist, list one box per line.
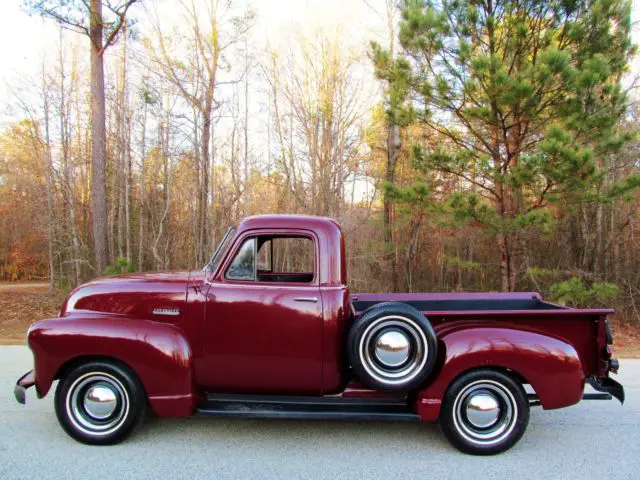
left=347, top=301, right=438, bottom=392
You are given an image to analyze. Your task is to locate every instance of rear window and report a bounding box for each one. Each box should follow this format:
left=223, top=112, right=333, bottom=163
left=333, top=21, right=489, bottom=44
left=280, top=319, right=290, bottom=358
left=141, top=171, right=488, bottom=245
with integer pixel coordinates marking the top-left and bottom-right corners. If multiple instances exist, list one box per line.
left=269, top=237, right=314, bottom=274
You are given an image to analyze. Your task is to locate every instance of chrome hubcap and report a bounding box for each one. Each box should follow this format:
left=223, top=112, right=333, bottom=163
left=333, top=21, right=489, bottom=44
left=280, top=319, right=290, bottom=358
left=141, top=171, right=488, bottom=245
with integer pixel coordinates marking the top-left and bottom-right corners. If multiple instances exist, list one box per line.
left=66, top=372, right=130, bottom=437
left=453, top=380, right=517, bottom=446
left=359, top=315, right=428, bottom=386
left=374, top=330, right=411, bottom=367
left=465, top=393, right=500, bottom=428
left=83, top=385, right=118, bottom=420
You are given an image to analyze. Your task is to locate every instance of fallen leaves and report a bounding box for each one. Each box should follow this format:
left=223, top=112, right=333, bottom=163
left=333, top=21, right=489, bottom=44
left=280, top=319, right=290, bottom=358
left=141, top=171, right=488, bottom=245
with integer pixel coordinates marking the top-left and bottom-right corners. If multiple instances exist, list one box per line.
left=0, top=286, right=66, bottom=345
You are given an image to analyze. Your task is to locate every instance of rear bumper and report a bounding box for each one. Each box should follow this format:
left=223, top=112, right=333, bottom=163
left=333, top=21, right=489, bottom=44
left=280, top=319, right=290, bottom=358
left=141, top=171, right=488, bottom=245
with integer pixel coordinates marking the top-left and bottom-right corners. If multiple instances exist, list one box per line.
left=587, top=376, right=625, bottom=404
left=14, top=370, right=35, bottom=405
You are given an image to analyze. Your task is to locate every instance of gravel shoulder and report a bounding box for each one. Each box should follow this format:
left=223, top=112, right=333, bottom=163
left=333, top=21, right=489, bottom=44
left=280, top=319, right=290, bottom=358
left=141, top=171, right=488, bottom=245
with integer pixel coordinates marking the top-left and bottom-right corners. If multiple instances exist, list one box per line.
left=1, top=346, right=639, bottom=480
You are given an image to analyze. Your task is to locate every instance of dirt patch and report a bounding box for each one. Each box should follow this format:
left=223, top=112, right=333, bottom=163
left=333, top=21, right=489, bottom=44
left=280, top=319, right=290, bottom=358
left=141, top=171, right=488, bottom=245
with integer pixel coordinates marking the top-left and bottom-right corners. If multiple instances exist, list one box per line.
left=610, top=322, right=640, bottom=358
left=0, top=282, right=49, bottom=292
left=0, top=286, right=66, bottom=345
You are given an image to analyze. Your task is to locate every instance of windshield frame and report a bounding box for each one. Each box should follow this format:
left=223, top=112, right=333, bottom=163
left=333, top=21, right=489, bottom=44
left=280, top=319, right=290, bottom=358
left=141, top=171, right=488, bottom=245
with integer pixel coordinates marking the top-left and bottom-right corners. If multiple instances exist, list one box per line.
left=203, top=226, right=236, bottom=274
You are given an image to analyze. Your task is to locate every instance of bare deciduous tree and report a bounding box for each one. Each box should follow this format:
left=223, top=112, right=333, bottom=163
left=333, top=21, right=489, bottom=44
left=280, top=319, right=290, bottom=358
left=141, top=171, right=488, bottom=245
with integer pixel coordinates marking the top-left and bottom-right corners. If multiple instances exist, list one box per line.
left=25, top=0, right=138, bottom=275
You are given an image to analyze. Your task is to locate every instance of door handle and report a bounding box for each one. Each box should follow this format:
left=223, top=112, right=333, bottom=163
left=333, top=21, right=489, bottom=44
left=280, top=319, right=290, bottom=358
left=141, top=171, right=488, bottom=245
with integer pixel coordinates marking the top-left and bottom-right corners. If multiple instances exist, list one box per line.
left=294, top=297, right=318, bottom=303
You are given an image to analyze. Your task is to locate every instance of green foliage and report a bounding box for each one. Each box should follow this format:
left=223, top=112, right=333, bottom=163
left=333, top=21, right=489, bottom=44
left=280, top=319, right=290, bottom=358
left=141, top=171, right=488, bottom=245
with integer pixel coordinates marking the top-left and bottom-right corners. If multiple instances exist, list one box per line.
left=446, top=255, right=482, bottom=271
left=447, top=191, right=554, bottom=234
left=104, top=257, right=136, bottom=276
left=526, top=267, right=557, bottom=280
left=372, top=0, right=638, bottom=290
left=384, top=180, right=429, bottom=205
left=370, top=42, right=416, bottom=126
left=388, top=0, right=636, bottom=206
left=607, top=173, right=640, bottom=201
left=548, top=277, right=620, bottom=307
left=383, top=180, right=446, bottom=216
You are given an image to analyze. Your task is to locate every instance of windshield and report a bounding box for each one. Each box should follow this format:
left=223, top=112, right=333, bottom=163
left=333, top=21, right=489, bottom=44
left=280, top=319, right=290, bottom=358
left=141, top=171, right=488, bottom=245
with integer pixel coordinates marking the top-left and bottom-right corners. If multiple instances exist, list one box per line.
left=204, top=227, right=236, bottom=273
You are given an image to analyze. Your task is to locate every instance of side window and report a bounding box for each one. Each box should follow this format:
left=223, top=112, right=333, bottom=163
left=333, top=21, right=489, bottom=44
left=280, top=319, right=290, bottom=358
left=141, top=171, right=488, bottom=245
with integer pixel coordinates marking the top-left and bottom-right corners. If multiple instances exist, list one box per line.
left=226, top=235, right=315, bottom=283
left=272, top=237, right=313, bottom=273
left=226, top=238, right=255, bottom=281
left=256, top=236, right=314, bottom=283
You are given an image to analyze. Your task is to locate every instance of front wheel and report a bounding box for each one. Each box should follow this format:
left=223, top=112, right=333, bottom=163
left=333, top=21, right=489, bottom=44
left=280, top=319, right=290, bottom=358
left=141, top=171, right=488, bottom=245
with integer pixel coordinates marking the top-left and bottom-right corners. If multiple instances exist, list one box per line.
left=439, top=369, right=529, bottom=455
left=54, top=360, right=147, bottom=445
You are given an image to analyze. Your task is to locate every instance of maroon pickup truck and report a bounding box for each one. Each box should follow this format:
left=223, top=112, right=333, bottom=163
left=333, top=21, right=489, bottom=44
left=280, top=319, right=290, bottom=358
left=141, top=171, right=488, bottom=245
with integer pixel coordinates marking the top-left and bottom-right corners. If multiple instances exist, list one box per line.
left=14, top=215, right=623, bottom=454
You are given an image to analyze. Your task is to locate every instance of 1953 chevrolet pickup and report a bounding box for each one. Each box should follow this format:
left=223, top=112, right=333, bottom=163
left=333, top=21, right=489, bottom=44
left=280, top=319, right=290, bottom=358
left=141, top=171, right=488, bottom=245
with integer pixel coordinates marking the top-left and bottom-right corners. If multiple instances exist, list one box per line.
left=14, top=215, right=624, bottom=454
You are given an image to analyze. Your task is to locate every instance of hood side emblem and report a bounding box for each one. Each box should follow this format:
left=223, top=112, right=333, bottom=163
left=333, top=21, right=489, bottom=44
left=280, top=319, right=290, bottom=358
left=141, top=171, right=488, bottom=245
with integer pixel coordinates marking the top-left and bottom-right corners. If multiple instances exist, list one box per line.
left=153, top=308, right=180, bottom=316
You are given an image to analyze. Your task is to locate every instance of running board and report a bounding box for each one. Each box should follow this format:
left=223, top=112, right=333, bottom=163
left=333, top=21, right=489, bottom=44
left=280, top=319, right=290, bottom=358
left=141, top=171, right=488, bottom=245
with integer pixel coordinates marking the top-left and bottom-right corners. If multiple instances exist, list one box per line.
left=196, top=393, right=420, bottom=422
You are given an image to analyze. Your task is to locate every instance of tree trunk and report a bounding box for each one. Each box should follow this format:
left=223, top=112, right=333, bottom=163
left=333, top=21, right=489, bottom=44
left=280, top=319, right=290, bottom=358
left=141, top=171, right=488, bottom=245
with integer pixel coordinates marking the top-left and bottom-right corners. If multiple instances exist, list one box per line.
left=41, top=63, right=56, bottom=291
left=243, top=39, right=249, bottom=217
left=116, top=29, right=128, bottom=261
left=138, top=97, right=147, bottom=271
left=90, top=0, right=108, bottom=275
left=152, top=99, right=172, bottom=270
left=497, top=233, right=511, bottom=292
left=199, top=79, right=214, bottom=265
left=385, top=124, right=401, bottom=292
left=125, top=110, right=132, bottom=262
left=192, top=108, right=200, bottom=268
left=59, top=39, right=81, bottom=286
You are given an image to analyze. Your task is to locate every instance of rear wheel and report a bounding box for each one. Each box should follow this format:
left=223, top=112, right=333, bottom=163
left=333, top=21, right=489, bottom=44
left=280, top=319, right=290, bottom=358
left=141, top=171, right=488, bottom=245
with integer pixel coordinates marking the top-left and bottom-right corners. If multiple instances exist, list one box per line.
left=347, top=302, right=438, bottom=392
left=54, top=360, right=146, bottom=445
left=439, top=369, right=529, bottom=455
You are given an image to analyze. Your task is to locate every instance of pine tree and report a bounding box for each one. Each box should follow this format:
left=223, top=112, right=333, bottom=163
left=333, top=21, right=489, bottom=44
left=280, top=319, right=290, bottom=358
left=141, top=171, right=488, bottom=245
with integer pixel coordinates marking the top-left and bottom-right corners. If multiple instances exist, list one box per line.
left=375, top=0, right=636, bottom=291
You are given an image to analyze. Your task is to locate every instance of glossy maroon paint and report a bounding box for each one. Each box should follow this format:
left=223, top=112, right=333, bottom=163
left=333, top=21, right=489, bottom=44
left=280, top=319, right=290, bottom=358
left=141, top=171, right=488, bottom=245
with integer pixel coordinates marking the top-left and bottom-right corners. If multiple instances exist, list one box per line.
left=414, top=326, right=585, bottom=420
left=199, top=227, right=323, bottom=393
left=28, top=315, right=194, bottom=416
left=21, top=214, right=615, bottom=420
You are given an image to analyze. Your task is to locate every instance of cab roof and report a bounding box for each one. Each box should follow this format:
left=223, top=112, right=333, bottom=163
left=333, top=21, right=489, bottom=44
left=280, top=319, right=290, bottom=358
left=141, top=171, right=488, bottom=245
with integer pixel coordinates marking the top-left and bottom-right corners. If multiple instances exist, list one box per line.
left=236, top=214, right=342, bottom=236
left=233, top=214, right=346, bottom=286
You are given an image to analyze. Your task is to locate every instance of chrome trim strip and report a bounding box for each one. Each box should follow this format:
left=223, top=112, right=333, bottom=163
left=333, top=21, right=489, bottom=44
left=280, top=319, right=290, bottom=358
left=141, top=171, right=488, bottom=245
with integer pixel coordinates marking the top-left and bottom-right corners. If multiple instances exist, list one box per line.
left=152, top=308, right=181, bottom=316
left=293, top=297, right=319, bottom=303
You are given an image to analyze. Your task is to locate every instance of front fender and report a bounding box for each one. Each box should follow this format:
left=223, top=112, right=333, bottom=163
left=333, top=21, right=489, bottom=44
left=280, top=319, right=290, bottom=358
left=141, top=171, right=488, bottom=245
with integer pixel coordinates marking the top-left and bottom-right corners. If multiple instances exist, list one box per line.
left=416, top=326, right=584, bottom=421
left=28, top=314, right=196, bottom=417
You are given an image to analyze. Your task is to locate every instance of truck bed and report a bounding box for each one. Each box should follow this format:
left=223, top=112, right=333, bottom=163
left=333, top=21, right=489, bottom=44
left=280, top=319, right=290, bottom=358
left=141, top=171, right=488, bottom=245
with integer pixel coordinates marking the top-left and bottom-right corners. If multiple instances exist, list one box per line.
left=351, top=292, right=614, bottom=317
left=351, top=292, right=614, bottom=381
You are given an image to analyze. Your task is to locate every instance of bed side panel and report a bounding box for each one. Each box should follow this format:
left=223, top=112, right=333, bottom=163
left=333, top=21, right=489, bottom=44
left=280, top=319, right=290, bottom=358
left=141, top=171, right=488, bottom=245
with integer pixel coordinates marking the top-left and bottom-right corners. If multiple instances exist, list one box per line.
left=415, top=327, right=585, bottom=421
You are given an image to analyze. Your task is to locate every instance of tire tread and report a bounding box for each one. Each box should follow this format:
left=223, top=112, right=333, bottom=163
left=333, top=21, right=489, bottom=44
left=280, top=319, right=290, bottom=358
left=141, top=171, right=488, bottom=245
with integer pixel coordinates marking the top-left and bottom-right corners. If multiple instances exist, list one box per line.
left=54, top=360, right=147, bottom=445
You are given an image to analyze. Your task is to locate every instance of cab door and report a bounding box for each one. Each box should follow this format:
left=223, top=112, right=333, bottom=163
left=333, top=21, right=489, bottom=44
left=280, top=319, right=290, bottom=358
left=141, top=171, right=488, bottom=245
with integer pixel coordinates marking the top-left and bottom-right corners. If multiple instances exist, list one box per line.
left=200, top=231, right=324, bottom=394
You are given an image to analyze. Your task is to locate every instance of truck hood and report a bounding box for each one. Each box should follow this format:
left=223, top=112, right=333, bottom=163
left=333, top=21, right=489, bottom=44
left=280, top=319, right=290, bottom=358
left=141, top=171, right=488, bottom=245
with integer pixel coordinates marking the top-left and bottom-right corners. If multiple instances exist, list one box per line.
left=60, top=271, right=198, bottom=321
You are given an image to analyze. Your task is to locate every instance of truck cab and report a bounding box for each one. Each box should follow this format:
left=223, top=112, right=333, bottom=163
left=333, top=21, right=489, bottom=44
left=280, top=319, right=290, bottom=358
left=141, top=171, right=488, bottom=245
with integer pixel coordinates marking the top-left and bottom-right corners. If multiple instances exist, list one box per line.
left=194, top=215, right=350, bottom=394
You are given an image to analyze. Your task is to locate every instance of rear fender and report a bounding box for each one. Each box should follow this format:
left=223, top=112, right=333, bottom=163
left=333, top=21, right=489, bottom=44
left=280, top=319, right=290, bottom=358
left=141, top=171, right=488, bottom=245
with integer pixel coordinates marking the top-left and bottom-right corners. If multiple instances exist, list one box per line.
left=28, top=315, right=196, bottom=417
left=415, top=327, right=584, bottom=421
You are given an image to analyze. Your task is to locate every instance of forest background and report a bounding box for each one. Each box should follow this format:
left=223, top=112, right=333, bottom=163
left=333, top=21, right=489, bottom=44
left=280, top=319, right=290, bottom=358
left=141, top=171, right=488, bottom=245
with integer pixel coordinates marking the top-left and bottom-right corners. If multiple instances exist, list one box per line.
left=1, top=0, right=640, bottom=341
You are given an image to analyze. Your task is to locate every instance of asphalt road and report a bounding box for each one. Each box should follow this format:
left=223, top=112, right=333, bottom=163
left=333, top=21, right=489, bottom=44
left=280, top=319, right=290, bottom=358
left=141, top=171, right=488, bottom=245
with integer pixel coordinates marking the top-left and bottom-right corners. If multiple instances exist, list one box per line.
left=1, top=346, right=638, bottom=480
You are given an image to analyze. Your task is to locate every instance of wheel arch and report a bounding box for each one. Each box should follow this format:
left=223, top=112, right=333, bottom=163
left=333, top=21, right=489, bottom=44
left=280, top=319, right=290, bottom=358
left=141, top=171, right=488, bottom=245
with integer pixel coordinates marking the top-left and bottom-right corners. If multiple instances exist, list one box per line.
left=55, top=355, right=145, bottom=392
left=445, top=365, right=531, bottom=394
left=415, top=326, right=585, bottom=421
left=28, top=315, right=197, bottom=417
